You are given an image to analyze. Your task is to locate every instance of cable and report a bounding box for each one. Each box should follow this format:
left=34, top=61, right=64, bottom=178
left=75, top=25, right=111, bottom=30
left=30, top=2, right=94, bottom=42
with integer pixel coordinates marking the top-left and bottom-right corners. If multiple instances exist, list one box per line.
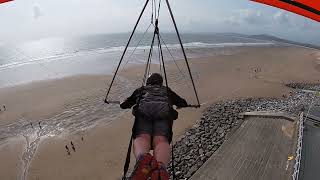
left=121, top=23, right=152, bottom=72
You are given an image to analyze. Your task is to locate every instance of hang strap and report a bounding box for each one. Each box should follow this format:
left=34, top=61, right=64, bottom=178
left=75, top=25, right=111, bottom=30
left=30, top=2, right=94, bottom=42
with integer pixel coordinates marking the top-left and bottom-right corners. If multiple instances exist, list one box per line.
left=171, top=144, right=177, bottom=180
left=122, top=135, right=133, bottom=180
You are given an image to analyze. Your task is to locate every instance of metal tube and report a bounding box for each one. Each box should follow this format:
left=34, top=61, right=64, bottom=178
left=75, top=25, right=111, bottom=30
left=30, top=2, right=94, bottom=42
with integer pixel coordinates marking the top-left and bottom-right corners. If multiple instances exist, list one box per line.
left=165, top=0, right=200, bottom=106
left=104, top=0, right=150, bottom=103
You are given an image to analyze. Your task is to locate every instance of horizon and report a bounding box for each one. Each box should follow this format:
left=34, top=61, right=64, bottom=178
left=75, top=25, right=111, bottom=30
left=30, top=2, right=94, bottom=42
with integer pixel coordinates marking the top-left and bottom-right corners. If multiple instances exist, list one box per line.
left=0, top=0, right=319, bottom=46
left=2, top=32, right=320, bottom=48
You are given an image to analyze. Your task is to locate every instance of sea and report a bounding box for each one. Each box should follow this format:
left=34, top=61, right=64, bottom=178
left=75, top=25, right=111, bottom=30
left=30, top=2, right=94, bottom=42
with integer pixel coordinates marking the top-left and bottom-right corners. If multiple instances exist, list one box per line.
left=0, top=33, right=276, bottom=88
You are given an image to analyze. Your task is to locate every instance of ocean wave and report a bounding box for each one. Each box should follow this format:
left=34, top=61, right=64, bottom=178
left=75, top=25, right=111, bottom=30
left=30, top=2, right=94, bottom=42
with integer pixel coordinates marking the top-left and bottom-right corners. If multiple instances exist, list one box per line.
left=0, top=42, right=275, bottom=71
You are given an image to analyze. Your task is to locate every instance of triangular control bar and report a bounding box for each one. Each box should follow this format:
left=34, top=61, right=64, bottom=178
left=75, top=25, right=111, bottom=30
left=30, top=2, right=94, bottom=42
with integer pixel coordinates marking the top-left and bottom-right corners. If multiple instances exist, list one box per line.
left=104, top=0, right=201, bottom=107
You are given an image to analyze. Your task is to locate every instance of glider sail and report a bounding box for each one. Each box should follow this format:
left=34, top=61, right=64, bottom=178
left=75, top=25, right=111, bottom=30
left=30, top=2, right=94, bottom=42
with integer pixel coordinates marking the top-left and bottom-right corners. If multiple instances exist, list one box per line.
left=0, top=0, right=13, bottom=4
left=252, top=0, right=320, bottom=22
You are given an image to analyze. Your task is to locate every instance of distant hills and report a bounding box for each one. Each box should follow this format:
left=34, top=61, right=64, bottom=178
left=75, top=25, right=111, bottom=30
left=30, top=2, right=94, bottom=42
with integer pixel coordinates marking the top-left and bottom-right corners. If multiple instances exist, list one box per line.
left=246, top=34, right=320, bottom=50
left=214, top=33, right=320, bottom=50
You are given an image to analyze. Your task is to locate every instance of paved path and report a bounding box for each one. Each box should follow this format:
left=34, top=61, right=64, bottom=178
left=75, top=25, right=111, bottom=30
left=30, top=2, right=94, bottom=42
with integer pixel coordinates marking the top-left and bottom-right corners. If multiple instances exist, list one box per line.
left=191, top=117, right=295, bottom=180
left=299, top=107, right=320, bottom=180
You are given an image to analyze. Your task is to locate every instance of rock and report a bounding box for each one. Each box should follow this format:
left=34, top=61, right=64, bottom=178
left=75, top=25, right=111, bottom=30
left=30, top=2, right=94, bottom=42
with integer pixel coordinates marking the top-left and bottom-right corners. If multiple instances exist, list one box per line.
left=175, top=171, right=182, bottom=176
left=219, top=132, right=225, bottom=138
left=199, top=149, right=204, bottom=155
left=190, top=135, right=196, bottom=140
left=189, top=165, right=198, bottom=174
left=185, top=172, right=192, bottom=178
left=200, top=156, right=206, bottom=162
left=217, top=127, right=224, bottom=134
left=205, top=152, right=213, bottom=157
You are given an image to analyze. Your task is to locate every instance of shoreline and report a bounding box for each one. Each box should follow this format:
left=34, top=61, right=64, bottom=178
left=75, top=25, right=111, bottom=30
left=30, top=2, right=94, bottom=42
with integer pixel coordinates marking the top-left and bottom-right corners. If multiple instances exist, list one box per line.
left=0, top=46, right=319, bottom=179
left=0, top=45, right=306, bottom=89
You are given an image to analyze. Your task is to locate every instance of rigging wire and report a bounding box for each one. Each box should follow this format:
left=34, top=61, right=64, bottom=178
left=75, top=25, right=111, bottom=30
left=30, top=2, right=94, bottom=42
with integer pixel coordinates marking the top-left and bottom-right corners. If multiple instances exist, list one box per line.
left=157, top=35, right=163, bottom=76
left=165, top=0, right=200, bottom=106
left=142, top=31, right=157, bottom=86
left=158, top=33, right=188, bottom=79
left=154, top=0, right=157, bottom=22
left=157, top=0, right=162, bottom=19
left=104, top=0, right=150, bottom=103
left=151, top=0, right=154, bottom=24
left=158, top=34, right=169, bottom=88
left=146, top=41, right=154, bottom=80
left=157, top=32, right=195, bottom=92
left=120, top=23, right=152, bottom=72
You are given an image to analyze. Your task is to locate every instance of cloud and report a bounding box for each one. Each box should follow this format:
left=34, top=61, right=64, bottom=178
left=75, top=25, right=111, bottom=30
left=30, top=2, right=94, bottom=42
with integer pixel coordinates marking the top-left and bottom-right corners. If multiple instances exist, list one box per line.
left=33, top=4, right=43, bottom=19
left=272, top=10, right=320, bottom=31
left=273, top=11, right=290, bottom=24
left=224, top=9, right=268, bottom=26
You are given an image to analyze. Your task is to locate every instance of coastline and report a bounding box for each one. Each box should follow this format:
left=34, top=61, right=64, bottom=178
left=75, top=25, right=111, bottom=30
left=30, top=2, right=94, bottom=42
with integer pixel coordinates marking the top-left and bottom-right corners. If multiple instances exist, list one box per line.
left=0, top=46, right=319, bottom=179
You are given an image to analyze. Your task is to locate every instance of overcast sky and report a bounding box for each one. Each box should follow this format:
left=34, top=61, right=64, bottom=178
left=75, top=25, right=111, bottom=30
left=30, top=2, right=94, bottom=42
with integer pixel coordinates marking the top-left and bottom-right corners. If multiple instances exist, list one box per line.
left=0, top=0, right=319, bottom=45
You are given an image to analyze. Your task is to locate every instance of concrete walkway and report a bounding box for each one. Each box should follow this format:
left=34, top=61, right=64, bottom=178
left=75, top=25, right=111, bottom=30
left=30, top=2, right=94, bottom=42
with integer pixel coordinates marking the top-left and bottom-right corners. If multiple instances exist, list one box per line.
left=191, top=116, right=296, bottom=180
left=299, top=107, right=320, bottom=180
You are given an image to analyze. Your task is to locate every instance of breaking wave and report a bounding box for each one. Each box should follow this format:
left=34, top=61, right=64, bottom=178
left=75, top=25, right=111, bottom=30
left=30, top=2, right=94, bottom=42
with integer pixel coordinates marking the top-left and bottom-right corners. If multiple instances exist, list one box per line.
left=0, top=42, right=275, bottom=71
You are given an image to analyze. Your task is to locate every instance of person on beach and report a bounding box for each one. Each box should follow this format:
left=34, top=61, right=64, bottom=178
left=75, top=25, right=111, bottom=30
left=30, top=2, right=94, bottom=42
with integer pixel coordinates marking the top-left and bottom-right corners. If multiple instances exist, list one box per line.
left=71, top=141, right=76, bottom=152
left=120, top=73, right=188, bottom=180
left=65, top=145, right=71, bottom=155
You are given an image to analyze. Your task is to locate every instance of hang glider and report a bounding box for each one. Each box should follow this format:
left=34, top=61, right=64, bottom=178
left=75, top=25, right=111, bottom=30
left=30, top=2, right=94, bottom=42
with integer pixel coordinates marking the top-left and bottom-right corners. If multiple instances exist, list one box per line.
left=251, top=0, right=320, bottom=22
left=0, top=0, right=13, bottom=4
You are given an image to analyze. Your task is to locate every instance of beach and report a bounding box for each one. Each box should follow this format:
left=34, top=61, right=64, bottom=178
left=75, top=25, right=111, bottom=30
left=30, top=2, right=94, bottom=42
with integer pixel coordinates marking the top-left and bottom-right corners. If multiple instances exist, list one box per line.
left=0, top=46, right=319, bottom=180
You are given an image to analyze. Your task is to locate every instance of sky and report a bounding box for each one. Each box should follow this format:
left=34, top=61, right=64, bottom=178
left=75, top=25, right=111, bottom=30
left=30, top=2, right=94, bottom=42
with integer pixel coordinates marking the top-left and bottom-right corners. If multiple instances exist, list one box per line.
left=0, top=0, right=319, bottom=45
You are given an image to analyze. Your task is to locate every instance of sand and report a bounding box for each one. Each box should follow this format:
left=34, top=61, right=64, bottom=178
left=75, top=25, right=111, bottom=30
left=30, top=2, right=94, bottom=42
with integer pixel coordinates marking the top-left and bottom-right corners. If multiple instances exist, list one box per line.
left=0, top=46, right=319, bottom=180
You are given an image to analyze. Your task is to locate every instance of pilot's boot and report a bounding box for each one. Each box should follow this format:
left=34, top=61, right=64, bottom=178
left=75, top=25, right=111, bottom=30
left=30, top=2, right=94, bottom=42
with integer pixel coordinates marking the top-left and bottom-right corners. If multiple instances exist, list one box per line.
left=130, top=153, right=153, bottom=180
left=150, top=160, right=169, bottom=180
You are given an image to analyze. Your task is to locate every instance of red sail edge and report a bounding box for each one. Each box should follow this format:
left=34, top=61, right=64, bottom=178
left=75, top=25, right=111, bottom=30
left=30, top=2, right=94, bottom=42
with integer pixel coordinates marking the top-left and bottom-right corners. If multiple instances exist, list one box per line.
left=252, top=0, right=320, bottom=22
left=0, top=0, right=13, bottom=4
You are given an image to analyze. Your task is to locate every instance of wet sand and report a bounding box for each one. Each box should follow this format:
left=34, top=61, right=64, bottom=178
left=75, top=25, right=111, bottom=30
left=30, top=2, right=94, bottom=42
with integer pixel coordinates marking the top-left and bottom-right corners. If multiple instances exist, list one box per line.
left=0, top=46, right=319, bottom=179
